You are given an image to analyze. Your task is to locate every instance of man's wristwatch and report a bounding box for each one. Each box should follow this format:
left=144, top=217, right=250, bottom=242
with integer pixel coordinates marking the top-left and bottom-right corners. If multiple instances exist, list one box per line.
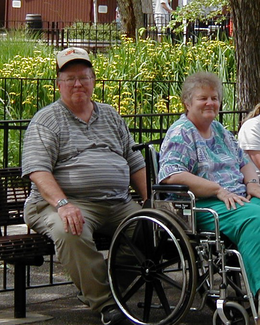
left=55, top=198, right=69, bottom=210
left=246, top=179, right=259, bottom=185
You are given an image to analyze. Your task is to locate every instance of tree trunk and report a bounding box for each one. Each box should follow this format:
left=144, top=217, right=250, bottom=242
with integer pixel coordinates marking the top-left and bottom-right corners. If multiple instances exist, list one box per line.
left=117, top=0, right=144, bottom=38
left=141, top=0, right=154, bottom=14
left=229, top=0, right=260, bottom=111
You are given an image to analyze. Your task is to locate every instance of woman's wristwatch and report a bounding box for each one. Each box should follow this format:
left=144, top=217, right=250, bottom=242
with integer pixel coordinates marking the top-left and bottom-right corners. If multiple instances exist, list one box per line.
left=245, top=179, right=259, bottom=185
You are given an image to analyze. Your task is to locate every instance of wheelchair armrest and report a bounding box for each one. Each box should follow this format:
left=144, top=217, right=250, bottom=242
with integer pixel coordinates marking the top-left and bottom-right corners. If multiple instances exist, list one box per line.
left=152, top=184, right=189, bottom=192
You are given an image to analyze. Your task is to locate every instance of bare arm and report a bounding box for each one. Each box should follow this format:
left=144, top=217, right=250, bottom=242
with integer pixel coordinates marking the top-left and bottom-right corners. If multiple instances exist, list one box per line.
left=130, top=167, right=147, bottom=202
left=161, top=2, right=173, bottom=13
left=241, top=162, right=260, bottom=199
left=162, top=171, right=221, bottom=197
left=241, top=162, right=259, bottom=184
left=162, top=171, right=250, bottom=210
left=245, top=150, right=260, bottom=170
left=29, top=171, right=85, bottom=235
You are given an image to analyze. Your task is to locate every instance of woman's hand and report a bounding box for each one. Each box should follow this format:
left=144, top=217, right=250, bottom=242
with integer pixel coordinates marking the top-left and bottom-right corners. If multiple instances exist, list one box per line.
left=216, top=187, right=250, bottom=210
left=246, top=183, right=260, bottom=200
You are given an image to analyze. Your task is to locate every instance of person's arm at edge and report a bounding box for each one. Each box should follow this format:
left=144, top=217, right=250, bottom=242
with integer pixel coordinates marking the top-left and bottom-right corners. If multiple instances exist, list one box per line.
left=240, top=162, right=260, bottom=199
left=161, top=2, right=173, bottom=12
left=241, top=161, right=259, bottom=184
left=244, top=150, right=260, bottom=171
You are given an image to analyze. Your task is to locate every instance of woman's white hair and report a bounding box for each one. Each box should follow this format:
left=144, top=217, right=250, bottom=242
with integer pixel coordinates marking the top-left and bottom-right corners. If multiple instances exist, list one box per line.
left=181, top=71, right=223, bottom=110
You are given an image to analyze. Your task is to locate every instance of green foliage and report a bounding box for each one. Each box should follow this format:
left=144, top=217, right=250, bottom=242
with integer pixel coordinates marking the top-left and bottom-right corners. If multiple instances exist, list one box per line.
left=0, top=31, right=58, bottom=120
left=0, top=31, right=237, bottom=165
left=0, top=29, right=55, bottom=70
left=0, top=33, right=236, bottom=120
left=92, top=35, right=236, bottom=114
left=176, top=0, right=230, bottom=22
left=170, top=0, right=230, bottom=34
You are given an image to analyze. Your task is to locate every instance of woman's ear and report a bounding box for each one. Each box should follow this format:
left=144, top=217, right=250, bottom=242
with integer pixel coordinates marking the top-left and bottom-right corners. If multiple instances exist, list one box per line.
left=184, top=102, right=190, bottom=114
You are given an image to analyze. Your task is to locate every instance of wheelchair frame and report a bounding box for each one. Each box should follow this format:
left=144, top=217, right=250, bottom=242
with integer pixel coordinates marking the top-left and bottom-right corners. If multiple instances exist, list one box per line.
left=108, top=143, right=258, bottom=325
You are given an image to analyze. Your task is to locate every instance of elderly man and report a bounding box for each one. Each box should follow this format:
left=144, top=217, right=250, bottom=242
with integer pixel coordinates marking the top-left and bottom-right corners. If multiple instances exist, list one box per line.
left=22, top=47, right=147, bottom=325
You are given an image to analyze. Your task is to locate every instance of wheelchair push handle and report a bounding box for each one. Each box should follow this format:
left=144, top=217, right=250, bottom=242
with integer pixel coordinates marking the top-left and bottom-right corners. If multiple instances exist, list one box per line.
left=132, top=139, right=163, bottom=151
left=132, top=143, right=147, bottom=152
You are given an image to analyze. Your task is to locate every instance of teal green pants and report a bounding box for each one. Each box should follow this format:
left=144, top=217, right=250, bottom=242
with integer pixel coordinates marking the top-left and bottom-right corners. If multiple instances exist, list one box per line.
left=196, top=197, right=260, bottom=296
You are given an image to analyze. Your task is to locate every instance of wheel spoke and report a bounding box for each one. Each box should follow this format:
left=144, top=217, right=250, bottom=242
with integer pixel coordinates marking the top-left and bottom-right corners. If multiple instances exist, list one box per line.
left=155, top=272, right=183, bottom=291
left=121, top=276, right=145, bottom=303
left=117, top=231, right=146, bottom=265
left=154, top=279, right=171, bottom=315
left=143, top=282, right=153, bottom=322
left=134, top=219, right=157, bottom=259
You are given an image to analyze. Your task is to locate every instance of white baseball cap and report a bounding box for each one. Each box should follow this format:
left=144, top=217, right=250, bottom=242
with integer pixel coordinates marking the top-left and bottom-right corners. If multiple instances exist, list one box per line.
left=56, top=47, right=92, bottom=71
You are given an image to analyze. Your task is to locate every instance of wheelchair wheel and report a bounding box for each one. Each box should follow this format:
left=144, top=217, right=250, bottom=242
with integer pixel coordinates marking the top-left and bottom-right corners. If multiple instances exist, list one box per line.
left=213, top=301, right=250, bottom=325
left=108, top=208, right=197, bottom=325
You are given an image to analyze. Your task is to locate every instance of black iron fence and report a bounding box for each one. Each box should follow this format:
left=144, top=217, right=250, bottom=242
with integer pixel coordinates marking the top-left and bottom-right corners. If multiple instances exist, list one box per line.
left=0, top=13, right=232, bottom=52
left=0, top=20, right=121, bottom=52
left=0, top=76, right=243, bottom=168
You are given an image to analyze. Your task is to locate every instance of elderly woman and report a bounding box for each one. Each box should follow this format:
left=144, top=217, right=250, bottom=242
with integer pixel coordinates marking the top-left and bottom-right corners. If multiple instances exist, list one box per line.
left=158, top=71, right=260, bottom=321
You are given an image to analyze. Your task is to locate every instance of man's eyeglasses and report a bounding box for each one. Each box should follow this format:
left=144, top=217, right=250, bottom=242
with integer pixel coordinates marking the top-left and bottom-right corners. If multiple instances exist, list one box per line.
left=58, top=76, right=94, bottom=87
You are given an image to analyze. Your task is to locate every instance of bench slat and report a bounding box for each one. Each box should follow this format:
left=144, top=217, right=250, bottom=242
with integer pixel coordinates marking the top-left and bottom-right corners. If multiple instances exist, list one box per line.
left=0, top=233, right=54, bottom=262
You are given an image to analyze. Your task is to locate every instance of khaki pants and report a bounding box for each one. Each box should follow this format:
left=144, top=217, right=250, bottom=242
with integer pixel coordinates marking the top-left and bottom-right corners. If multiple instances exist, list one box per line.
left=24, top=198, right=141, bottom=311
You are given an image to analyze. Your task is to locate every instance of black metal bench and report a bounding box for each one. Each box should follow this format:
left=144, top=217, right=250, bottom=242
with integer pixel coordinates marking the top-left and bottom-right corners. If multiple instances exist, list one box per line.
left=0, top=167, right=55, bottom=318
left=0, top=167, right=113, bottom=319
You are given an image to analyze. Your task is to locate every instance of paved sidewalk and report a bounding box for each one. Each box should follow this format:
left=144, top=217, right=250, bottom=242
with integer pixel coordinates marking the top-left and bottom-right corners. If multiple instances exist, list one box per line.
left=0, top=283, right=215, bottom=325
left=0, top=269, right=256, bottom=325
left=0, top=257, right=216, bottom=325
left=0, top=225, right=255, bottom=324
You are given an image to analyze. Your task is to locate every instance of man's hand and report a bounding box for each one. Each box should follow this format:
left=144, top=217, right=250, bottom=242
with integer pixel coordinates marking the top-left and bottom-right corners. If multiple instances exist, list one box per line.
left=58, top=203, right=85, bottom=235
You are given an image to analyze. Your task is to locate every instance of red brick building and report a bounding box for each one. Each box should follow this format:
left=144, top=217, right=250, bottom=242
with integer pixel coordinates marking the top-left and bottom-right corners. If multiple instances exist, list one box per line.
left=2, top=0, right=118, bottom=28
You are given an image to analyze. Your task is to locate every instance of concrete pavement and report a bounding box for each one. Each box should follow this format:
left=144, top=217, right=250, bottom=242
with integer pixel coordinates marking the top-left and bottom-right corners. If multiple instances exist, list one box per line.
left=0, top=282, right=215, bottom=325
left=0, top=256, right=216, bottom=325
left=0, top=224, right=255, bottom=324
left=0, top=267, right=256, bottom=325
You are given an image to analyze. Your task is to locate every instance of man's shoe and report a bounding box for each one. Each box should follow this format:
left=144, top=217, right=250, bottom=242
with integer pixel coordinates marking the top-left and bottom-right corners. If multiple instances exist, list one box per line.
left=101, top=304, right=126, bottom=325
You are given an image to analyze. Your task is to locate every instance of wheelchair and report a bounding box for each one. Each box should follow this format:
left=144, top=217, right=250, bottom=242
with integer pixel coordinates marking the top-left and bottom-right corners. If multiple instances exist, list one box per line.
left=107, top=142, right=259, bottom=325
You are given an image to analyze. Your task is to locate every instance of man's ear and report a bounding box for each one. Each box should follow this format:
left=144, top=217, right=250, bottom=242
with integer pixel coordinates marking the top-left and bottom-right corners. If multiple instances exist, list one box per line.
left=56, top=78, right=61, bottom=91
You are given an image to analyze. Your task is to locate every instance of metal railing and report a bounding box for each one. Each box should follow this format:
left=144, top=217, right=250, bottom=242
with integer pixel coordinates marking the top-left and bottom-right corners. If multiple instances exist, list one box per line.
left=0, top=77, right=243, bottom=168
left=0, top=20, right=121, bottom=52
left=0, top=113, right=245, bottom=169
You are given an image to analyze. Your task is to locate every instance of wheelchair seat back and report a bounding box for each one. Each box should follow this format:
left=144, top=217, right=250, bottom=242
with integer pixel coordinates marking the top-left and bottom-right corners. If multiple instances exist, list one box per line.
left=146, top=143, right=197, bottom=234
